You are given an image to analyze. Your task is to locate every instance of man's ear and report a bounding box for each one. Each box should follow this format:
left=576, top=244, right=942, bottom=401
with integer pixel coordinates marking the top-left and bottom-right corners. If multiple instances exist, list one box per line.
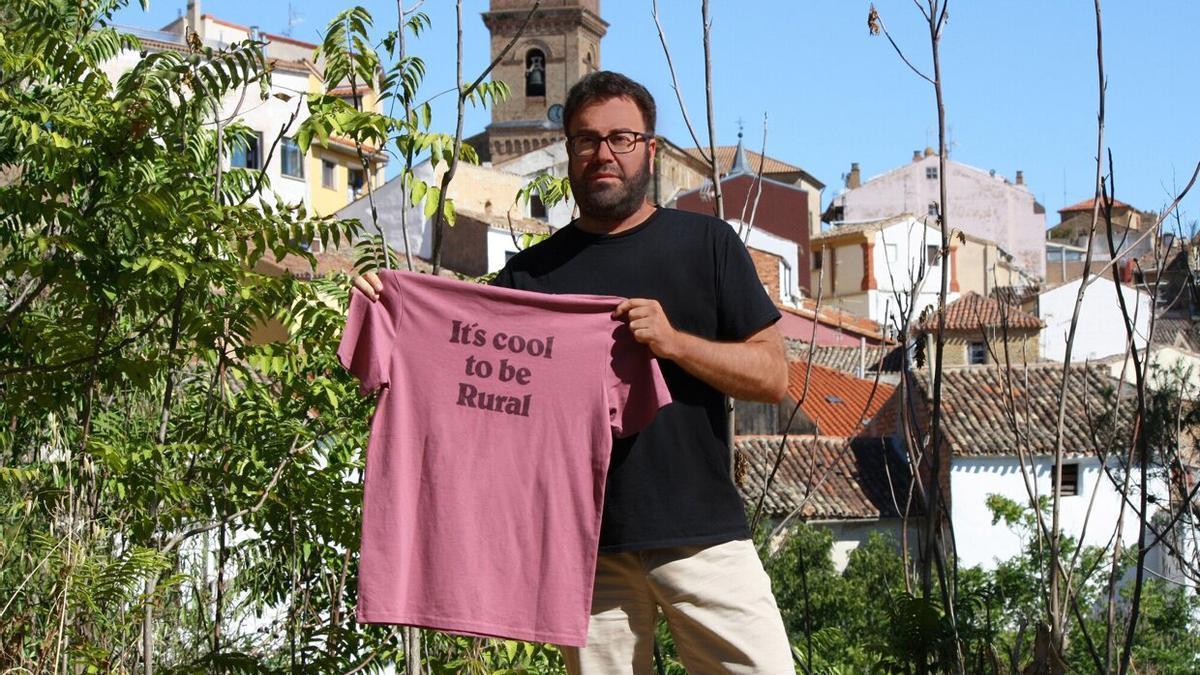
left=647, top=137, right=657, bottom=175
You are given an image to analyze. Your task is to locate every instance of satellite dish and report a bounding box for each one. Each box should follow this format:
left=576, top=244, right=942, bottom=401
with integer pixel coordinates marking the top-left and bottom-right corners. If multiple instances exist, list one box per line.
left=547, top=104, right=564, bottom=127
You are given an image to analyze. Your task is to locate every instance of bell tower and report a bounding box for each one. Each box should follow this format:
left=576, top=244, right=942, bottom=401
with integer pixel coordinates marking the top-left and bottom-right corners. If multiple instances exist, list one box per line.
left=480, top=0, right=607, bottom=163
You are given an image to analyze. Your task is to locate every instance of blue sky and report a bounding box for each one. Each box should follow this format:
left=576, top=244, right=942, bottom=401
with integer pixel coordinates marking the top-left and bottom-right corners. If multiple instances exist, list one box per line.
left=113, top=1, right=1200, bottom=231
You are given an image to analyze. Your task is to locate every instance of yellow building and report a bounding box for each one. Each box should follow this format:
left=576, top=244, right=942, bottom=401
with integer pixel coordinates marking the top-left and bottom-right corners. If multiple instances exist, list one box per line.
left=113, top=2, right=387, bottom=218
left=307, top=82, right=389, bottom=217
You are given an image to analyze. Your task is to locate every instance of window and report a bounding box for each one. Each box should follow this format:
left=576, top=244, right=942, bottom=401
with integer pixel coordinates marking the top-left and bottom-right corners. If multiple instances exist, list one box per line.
left=1054, top=463, right=1081, bottom=497
left=231, top=132, right=263, bottom=169
left=322, top=160, right=337, bottom=188
left=281, top=137, right=304, bottom=178
left=525, top=49, right=546, bottom=97
left=927, top=201, right=940, bottom=217
left=885, top=243, right=898, bottom=263
left=340, top=94, right=363, bottom=110
left=813, top=250, right=823, bottom=270
left=529, top=194, right=547, bottom=220
left=968, top=341, right=986, bottom=365
left=926, top=244, right=940, bottom=267
left=926, top=166, right=938, bottom=180
left=348, top=168, right=365, bottom=199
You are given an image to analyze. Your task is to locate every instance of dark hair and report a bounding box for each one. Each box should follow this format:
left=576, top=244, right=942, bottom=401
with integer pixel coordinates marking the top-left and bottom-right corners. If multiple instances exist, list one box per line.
left=562, top=71, right=656, bottom=136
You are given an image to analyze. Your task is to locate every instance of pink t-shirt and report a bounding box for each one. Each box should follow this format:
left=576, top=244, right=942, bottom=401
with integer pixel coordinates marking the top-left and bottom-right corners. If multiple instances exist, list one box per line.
left=337, top=270, right=671, bottom=646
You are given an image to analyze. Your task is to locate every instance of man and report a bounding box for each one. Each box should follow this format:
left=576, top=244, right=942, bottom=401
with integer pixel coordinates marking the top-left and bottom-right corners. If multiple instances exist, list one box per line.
left=354, top=71, right=794, bottom=673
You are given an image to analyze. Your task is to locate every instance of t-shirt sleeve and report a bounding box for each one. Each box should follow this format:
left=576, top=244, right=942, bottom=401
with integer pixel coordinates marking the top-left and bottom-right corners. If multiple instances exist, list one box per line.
left=606, top=324, right=673, bottom=438
left=337, top=288, right=397, bottom=396
left=715, top=225, right=782, bottom=340
left=489, top=264, right=514, bottom=289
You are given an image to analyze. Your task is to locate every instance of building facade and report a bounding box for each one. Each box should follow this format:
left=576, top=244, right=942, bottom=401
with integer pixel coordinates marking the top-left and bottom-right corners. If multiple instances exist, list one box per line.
left=826, top=150, right=1045, bottom=277
left=1037, top=276, right=1152, bottom=362
left=809, top=214, right=962, bottom=333
left=106, top=1, right=386, bottom=218
left=918, top=291, right=1043, bottom=367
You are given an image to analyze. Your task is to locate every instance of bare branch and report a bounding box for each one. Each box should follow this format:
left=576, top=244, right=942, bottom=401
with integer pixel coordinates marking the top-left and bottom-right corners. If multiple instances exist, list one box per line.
left=432, top=1, right=541, bottom=274
left=868, top=5, right=936, bottom=86
left=701, top=0, right=723, bottom=220
left=651, top=0, right=709, bottom=160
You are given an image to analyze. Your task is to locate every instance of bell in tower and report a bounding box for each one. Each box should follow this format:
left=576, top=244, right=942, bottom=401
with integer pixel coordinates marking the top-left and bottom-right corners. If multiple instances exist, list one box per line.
left=525, top=50, right=546, bottom=97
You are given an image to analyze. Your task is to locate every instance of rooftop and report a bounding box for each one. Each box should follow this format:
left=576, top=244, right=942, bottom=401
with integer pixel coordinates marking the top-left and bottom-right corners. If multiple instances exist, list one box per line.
left=786, top=362, right=896, bottom=437
left=736, top=436, right=911, bottom=521
left=907, top=363, right=1131, bottom=458
left=1059, top=197, right=1133, bottom=214
left=683, top=146, right=824, bottom=188
left=779, top=300, right=891, bottom=342
left=785, top=339, right=904, bottom=376
left=919, top=291, right=1044, bottom=332
left=1151, top=317, right=1200, bottom=351
left=810, top=214, right=923, bottom=243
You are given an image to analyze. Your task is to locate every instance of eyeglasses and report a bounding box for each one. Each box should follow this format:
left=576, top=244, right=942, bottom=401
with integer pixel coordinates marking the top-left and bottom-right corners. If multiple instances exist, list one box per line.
left=566, top=131, right=650, bottom=157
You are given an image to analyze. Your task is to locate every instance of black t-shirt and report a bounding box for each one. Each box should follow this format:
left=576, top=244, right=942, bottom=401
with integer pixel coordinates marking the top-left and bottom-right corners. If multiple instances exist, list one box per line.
left=492, top=207, right=780, bottom=551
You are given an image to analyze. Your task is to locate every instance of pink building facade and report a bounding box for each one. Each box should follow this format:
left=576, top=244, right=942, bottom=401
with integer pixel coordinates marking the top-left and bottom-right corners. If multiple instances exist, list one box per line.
left=827, top=152, right=1046, bottom=277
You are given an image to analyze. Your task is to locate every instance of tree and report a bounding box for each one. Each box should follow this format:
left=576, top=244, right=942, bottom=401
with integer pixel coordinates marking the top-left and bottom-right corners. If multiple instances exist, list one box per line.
left=0, top=0, right=381, bottom=670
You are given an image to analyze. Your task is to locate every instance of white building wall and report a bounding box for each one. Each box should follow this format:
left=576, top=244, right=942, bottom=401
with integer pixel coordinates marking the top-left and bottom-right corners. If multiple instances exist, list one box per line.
left=820, top=520, right=907, bottom=572
left=103, top=42, right=314, bottom=212
left=338, top=161, right=434, bottom=261
left=951, top=456, right=1151, bottom=570
left=1108, top=346, right=1200, bottom=400
left=1038, top=278, right=1152, bottom=362
left=868, top=217, right=959, bottom=332
left=493, top=144, right=577, bottom=228
left=487, top=229, right=522, bottom=273
left=339, top=160, right=533, bottom=268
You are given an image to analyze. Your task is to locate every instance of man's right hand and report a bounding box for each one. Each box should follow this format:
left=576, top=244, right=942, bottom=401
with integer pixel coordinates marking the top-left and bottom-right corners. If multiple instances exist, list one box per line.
left=352, top=271, right=383, bottom=302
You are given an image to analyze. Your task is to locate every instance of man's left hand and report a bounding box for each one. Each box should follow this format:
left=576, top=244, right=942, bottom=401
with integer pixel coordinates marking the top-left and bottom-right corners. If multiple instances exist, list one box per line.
left=612, top=298, right=683, bottom=360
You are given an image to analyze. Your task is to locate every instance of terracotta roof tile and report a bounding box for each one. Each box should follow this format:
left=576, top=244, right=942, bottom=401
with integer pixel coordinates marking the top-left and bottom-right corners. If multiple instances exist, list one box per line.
left=457, top=208, right=552, bottom=236
left=786, top=363, right=896, bottom=437
left=683, top=146, right=803, bottom=176
left=785, top=340, right=904, bottom=375
left=327, top=84, right=373, bottom=97
left=906, top=364, right=1131, bottom=458
left=809, top=214, right=922, bottom=242
left=735, top=436, right=912, bottom=520
left=919, top=291, right=1043, bottom=332
left=1059, top=197, right=1132, bottom=213
left=989, top=285, right=1040, bottom=307
left=1152, top=317, right=1200, bottom=351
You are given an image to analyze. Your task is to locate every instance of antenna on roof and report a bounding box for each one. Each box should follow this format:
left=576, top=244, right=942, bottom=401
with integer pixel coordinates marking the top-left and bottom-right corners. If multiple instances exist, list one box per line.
left=283, top=2, right=304, bottom=37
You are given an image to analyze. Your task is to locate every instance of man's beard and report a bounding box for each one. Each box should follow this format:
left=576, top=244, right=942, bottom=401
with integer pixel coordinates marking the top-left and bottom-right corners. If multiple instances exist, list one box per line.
left=571, top=154, right=652, bottom=221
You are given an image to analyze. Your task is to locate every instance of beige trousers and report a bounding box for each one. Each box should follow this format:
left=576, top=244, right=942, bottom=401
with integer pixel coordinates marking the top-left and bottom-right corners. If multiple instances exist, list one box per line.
left=561, top=539, right=795, bottom=674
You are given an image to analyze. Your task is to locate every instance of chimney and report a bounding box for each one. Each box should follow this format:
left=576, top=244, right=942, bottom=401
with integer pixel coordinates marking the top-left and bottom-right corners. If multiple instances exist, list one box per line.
left=249, top=24, right=260, bottom=41
left=847, top=162, right=861, bottom=189
left=924, top=146, right=935, bottom=158
left=912, top=150, right=922, bottom=163
left=186, top=0, right=202, bottom=38
left=1119, top=258, right=1134, bottom=284
left=1015, top=170, right=1024, bottom=186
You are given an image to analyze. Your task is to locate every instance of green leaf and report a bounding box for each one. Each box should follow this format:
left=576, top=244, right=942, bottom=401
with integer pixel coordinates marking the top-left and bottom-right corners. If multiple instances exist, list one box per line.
left=409, top=179, right=427, bottom=208
left=424, top=186, right=440, bottom=219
